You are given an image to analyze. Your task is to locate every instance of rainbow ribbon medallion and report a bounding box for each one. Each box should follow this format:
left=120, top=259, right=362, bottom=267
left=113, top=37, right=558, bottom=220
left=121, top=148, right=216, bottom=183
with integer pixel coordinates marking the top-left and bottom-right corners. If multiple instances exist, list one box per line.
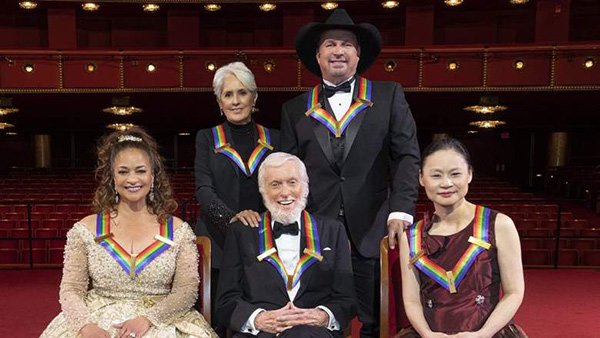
left=305, top=77, right=373, bottom=138
left=95, top=212, right=174, bottom=277
left=257, top=210, right=322, bottom=291
left=212, top=124, right=273, bottom=177
left=408, top=205, right=492, bottom=293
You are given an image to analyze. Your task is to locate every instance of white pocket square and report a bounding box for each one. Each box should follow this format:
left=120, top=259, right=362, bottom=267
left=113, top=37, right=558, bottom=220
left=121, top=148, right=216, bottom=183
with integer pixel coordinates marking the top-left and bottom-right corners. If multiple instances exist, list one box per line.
left=323, top=247, right=332, bottom=251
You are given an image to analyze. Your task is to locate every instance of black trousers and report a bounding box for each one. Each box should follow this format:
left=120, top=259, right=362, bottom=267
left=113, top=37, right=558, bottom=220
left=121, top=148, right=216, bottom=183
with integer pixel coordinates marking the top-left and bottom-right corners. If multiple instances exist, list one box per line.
left=233, top=325, right=336, bottom=337
left=339, top=215, right=380, bottom=338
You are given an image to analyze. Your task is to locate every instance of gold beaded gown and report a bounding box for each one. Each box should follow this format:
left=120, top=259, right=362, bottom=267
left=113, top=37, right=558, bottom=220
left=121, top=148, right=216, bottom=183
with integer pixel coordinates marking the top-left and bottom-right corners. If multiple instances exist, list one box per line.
left=41, top=219, right=217, bottom=338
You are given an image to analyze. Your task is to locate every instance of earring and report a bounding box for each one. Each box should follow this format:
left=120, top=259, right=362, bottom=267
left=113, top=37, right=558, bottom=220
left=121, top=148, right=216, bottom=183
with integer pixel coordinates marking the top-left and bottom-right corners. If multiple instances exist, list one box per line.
left=115, top=193, right=119, bottom=204
left=219, top=108, right=224, bottom=116
left=149, top=182, right=155, bottom=202
left=112, top=180, right=119, bottom=203
left=252, top=106, right=258, bottom=113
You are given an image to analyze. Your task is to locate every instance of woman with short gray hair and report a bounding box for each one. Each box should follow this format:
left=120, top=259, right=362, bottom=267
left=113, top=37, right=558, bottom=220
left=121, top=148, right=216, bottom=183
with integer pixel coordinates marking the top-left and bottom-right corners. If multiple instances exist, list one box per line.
left=194, top=61, right=280, bottom=334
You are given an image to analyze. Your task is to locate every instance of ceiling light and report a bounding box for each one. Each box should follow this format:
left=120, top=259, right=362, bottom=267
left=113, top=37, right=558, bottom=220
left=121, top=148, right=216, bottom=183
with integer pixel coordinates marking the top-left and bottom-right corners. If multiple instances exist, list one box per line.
left=447, top=61, right=459, bottom=71
left=469, top=120, right=507, bottom=129
left=205, top=61, right=218, bottom=72
left=384, top=60, right=397, bottom=72
left=82, top=3, right=99, bottom=11
left=23, top=63, right=34, bottom=73
left=146, top=63, right=157, bottom=72
left=513, top=59, right=525, bottom=70
left=259, top=3, right=277, bottom=12
left=464, top=96, right=507, bottom=114
left=321, top=2, right=338, bottom=10
left=509, top=0, right=529, bottom=4
left=19, top=1, right=37, bottom=9
left=466, top=130, right=479, bottom=134
left=178, top=132, right=191, bottom=136
left=143, top=4, right=160, bottom=12
left=5, top=132, right=18, bottom=135
left=107, top=123, right=137, bottom=131
left=103, top=96, right=143, bottom=116
left=444, top=0, right=464, bottom=6
left=583, top=57, right=596, bottom=69
left=263, top=60, right=276, bottom=73
left=0, top=123, right=15, bottom=130
left=204, top=3, right=221, bottom=11
left=382, top=1, right=400, bottom=9
left=0, top=97, right=19, bottom=116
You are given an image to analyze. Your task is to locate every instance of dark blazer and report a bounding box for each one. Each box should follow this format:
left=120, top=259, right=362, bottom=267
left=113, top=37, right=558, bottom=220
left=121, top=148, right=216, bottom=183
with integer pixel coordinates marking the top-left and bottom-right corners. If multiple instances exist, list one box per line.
left=281, top=80, right=420, bottom=258
left=194, top=120, right=280, bottom=268
left=215, top=214, right=357, bottom=337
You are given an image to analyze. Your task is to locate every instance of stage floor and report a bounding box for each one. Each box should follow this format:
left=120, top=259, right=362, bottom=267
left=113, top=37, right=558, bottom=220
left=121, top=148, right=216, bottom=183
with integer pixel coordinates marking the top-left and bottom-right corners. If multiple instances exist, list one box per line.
left=1, top=269, right=598, bottom=337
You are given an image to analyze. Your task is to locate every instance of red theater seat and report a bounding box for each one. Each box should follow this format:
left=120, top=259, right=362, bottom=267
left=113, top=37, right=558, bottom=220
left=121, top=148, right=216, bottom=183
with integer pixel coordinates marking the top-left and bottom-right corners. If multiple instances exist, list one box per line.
left=516, top=219, right=538, bottom=230
left=542, top=238, right=567, bottom=251
left=558, top=228, right=578, bottom=237
left=582, top=250, right=600, bottom=267
left=380, top=236, right=410, bottom=338
left=538, top=204, right=558, bottom=214
left=522, top=249, right=550, bottom=266
left=530, top=212, right=551, bottom=221
left=4, top=213, right=26, bottom=221
left=0, top=205, right=13, bottom=213
left=41, top=219, right=64, bottom=229
left=10, top=228, right=30, bottom=238
left=48, top=212, right=69, bottom=220
left=540, top=220, right=559, bottom=229
left=565, top=220, right=588, bottom=229
left=555, top=249, right=579, bottom=266
left=560, top=212, right=574, bottom=221
left=520, top=238, right=541, bottom=250
left=196, top=236, right=211, bottom=323
left=56, top=204, right=78, bottom=213
left=35, top=228, right=59, bottom=238
left=579, top=228, right=600, bottom=237
left=33, top=204, right=55, bottom=213
left=514, top=205, right=537, bottom=213
left=526, top=228, right=553, bottom=237
left=0, top=248, right=19, bottom=264
left=48, top=248, right=64, bottom=265
left=0, top=239, right=19, bottom=249
left=0, top=220, right=16, bottom=230
left=569, top=239, right=596, bottom=250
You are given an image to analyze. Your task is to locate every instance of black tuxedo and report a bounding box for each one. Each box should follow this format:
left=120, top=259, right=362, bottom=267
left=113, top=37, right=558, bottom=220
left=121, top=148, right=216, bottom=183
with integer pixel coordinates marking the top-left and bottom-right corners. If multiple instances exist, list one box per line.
left=281, top=79, right=420, bottom=258
left=194, top=121, right=280, bottom=269
left=215, top=214, right=357, bottom=337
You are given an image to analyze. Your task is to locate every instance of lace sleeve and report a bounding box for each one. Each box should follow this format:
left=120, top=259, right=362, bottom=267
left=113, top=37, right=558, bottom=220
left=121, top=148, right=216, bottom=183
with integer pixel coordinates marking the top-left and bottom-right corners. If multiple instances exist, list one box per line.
left=207, top=199, right=236, bottom=232
left=59, top=225, right=95, bottom=333
left=143, top=223, right=200, bottom=327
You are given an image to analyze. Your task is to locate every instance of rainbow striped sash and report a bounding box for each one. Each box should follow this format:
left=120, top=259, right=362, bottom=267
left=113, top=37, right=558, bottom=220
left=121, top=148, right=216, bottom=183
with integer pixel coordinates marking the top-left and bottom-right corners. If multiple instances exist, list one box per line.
left=95, top=211, right=174, bottom=278
left=305, top=77, right=373, bottom=138
left=408, top=205, right=492, bottom=293
left=212, top=123, right=273, bottom=177
left=257, top=210, right=323, bottom=291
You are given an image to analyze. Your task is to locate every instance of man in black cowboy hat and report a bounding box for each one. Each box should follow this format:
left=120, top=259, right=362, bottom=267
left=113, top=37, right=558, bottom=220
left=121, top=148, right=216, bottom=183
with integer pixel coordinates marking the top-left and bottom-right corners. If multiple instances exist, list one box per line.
left=280, top=9, right=420, bottom=337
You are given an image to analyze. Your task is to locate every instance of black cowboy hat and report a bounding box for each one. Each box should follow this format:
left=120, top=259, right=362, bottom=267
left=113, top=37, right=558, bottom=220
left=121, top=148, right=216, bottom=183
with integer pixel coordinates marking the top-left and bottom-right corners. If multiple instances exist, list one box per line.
left=295, top=9, right=382, bottom=77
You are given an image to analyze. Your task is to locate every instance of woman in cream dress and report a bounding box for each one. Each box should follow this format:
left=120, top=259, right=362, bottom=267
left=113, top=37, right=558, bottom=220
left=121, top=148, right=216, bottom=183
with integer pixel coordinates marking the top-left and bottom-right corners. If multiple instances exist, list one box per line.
left=41, top=127, right=217, bottom=338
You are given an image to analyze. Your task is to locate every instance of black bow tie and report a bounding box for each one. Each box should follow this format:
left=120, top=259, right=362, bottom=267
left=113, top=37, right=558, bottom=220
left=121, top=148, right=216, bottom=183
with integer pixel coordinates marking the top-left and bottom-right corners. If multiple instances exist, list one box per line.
left=323, top=80, right=352, bottom=98
left=273, top=221, right=299, bottom=239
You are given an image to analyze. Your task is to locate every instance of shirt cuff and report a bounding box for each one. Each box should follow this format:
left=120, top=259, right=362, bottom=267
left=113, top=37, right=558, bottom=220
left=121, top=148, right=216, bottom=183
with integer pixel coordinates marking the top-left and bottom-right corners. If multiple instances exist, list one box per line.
left=241, top=308, right=265, bottom=335
left=388, top=212, right=413, bottom=224
left=316, top=305, right=340, bottom=331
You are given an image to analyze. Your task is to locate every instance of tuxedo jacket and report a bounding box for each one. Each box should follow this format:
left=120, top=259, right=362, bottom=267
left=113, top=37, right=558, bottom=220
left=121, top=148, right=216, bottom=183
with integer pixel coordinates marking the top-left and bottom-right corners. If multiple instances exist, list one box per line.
left=215, top=214, right=357, bottom=336
left=194, top=120, right=280, bottom=268
left=281, top=79, right=420, bottom=258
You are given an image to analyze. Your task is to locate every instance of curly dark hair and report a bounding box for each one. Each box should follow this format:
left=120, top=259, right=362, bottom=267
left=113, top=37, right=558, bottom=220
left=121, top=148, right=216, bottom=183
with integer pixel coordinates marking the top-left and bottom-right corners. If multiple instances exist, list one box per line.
left=92, top=126, right=177, bottom=220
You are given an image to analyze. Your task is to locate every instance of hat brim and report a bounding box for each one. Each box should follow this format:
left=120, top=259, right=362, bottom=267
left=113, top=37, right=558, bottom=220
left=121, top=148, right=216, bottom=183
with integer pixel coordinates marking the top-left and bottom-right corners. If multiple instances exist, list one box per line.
left=295, top=22, right=382, bottom=77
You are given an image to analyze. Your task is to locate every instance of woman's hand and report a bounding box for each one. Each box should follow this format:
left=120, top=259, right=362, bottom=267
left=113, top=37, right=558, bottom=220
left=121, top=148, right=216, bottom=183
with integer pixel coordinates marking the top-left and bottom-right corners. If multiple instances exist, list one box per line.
left=112, top=316, right=151, bottom=338
left=80, top=323, right=111, bottom=338
left=230, top=209, right=261, bottom=227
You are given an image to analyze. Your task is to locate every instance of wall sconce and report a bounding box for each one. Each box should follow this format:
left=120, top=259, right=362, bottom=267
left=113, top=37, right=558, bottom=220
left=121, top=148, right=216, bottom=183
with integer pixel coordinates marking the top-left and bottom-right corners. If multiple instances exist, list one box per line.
left=143, top=4, right=160, bottom=12
left=263, top=60, right=276, bottom=73
left=204, top=4, right=221, bottom=11
left=447, top=61, right=459, bottom=71
left=583, top=57, right=596, bottom=69
left=22, top=62, right=35, bottom=73
left=82, top=3, right=100, bottom=11
left=85, top=61, right=97, bottom=73
left=19, top=1, right=37, bottom=9
left=444, top=0, right=464, bottom=6
left=107, top=123, right=137, bottom=131
left=146, top=63, right=157, bottom=72
left=382, top=1, right=400, bottom=9
left=384, top=60, right=397, bottom=72
left=513, top=59, right=525, bottom=70
left=510, top=0, right=529, bottom=4
left=0, top=123, right=16, bottom=130
left=321, top=2, right=338, bottom=10
left=205, top=61, right=218, bottom=72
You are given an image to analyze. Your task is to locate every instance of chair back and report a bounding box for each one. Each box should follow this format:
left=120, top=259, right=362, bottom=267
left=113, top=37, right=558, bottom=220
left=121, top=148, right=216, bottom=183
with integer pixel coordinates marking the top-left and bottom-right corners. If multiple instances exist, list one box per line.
left=380, top=236, right=410, bottom=338
left=196, top=236, right=211, bottom=323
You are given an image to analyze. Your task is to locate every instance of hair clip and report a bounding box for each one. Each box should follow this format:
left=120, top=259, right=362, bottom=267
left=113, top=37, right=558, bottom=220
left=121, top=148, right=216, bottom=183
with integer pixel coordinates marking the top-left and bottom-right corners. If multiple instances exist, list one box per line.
left=118, top=135, right=143, bottom=143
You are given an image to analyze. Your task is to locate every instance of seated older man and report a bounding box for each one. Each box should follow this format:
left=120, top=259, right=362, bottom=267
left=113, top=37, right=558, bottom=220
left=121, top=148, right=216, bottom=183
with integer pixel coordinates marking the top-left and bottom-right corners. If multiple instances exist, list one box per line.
left=215, top=152, right=357, bottom=337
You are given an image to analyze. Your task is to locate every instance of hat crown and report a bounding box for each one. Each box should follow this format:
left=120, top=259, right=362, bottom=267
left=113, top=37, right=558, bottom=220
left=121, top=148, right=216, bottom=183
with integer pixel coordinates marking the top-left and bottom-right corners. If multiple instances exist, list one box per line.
left=325, top=9, right=355, bottom=26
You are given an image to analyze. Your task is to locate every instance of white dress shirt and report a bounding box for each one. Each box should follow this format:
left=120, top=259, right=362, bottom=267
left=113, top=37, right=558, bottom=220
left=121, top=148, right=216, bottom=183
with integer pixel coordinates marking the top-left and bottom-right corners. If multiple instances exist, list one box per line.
left=323, top=77, right=414, bottom=225
left=241, top=217, right=340, bottom=335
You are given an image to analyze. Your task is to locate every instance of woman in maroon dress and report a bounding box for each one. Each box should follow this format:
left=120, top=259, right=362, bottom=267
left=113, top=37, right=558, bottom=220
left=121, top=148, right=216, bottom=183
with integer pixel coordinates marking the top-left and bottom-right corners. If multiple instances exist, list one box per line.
left=399, top=138, right=527, bottom=337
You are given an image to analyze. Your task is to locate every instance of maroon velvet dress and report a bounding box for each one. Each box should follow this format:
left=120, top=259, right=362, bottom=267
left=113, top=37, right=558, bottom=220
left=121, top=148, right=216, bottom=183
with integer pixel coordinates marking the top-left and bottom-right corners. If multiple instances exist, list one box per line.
left=403, top=207, right=526, bottom=337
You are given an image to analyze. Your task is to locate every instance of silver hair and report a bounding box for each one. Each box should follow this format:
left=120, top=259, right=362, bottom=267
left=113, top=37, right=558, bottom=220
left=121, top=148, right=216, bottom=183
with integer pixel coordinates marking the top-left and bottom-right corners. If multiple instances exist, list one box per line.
left=258, top=152, right=309, bottom=199
left=212, top=61, right=258, bottom=98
